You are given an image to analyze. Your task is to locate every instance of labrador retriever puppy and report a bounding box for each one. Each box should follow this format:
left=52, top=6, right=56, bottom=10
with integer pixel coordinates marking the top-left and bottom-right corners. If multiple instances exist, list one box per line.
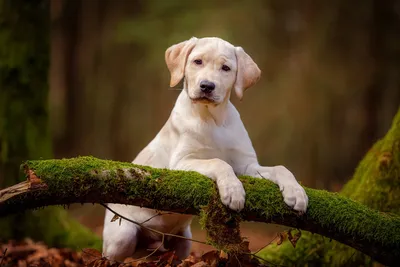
left=102, top=37, right=308, bottom=262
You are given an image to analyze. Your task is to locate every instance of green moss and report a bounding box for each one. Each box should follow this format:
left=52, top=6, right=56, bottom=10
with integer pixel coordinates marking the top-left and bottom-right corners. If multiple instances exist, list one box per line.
left=199, top=195, right=243, bottom=253
left=28, top=156, right=398, bottom=248
left=240, top=177, right=292, bottom=218
left=25, top=156, right=215, bottom=212
left=258, top=232, right=373, bottom=266
left=258, top=108, right=400, bottom=266
left=341, top=110, right=400, bottom=212
left=14, top=154, right=399, bottom=263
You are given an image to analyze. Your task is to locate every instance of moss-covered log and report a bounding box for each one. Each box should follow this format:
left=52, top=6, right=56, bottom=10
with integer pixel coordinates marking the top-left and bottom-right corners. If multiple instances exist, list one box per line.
left=0, top=157, right=399, bottom=266
left=258, top=107, right=400, bottom=266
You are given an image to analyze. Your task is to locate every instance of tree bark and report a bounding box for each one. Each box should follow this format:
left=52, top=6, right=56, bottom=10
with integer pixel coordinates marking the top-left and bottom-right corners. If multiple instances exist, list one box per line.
left=0, top=157, right=399, bottom=266
left=0, top=0, right=100, bottom=250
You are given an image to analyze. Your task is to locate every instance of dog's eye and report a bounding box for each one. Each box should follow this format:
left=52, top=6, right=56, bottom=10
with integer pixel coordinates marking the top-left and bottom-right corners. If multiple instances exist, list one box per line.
left=194, top=59, right=202, bottom=65
left=222, top=65, right=231, bottom=71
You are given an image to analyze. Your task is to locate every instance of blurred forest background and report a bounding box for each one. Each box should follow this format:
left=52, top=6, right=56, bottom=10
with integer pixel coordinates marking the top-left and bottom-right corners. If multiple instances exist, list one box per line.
left=2, top=0, right=400, bottom=254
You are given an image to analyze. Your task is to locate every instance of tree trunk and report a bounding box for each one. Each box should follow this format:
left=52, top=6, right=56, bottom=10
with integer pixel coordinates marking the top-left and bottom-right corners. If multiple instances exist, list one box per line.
left=0, top=0, right=100, bottom=249
left=0, top=156, right=399, bottom=266
left=258, top=107, right=400, bottom=266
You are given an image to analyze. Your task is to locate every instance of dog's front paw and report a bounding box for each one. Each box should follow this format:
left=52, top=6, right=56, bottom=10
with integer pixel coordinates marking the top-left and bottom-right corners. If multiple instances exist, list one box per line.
left=280, top=182, right=308, bottom=213
left=217, top=178, right=246, bottom=211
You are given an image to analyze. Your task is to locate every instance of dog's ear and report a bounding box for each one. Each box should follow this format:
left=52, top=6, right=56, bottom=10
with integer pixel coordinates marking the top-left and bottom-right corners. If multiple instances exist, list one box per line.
left=165, top=37, right=198, bottom=87
left=234, top=46, right=261, bottom=100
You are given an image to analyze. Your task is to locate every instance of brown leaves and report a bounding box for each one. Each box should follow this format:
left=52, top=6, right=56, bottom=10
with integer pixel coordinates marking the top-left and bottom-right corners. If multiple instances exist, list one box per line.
left=79, top=247, right=265, bottom=267
left=0, top=238, right=82, bottom=267
left=82, top=248, right=201, bottom=267
left=157, top=250, right=177, bottom=266
left=276, top=229, right=302, bottom=248
left=288, top=229, right=301, bottom=248
left=182, top=246, right=265, bottom=267
left=81, top=248, right=112, bottom=266
left=0, top=239, right=272, bottom=267
left=199, top=250, right=219, bottom=266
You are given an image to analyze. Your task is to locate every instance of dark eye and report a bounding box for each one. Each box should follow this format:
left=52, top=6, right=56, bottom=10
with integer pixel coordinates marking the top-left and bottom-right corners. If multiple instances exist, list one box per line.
left=222, top=65, right=231, bottom=71
left=194, top=59, right=202, bottom=65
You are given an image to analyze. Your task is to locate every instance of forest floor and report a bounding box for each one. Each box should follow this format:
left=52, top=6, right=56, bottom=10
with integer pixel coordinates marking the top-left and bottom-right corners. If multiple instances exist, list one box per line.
left=0, top=205, right=284, bottom=266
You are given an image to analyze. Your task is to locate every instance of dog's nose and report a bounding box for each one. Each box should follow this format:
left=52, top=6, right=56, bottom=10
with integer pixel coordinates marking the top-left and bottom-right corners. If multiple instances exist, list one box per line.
left=200, top=80, right=215, bottom=93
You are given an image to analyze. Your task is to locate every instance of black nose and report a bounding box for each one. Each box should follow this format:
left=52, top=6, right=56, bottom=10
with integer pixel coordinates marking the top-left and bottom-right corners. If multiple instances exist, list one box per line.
left=200, top=80, right=215, bottom=93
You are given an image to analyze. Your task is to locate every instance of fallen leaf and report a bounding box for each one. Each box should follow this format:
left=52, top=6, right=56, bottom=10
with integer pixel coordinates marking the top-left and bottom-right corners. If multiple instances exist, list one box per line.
left=219, top=250, right=228, bottom=260
left=111, top=214, right=120, bottom=222
left=191, top=261, right=210, bottom=267
left=201, top=250, right=220, bottom=266
left=288, top=229, right=302, bottom=248
left=81, top=248, right=102, bottom=265
left=178, top=253, right=198, bottom=267
left=158, top=250, right=177, bottom=265
left=277, top=232, right=287, bottom=246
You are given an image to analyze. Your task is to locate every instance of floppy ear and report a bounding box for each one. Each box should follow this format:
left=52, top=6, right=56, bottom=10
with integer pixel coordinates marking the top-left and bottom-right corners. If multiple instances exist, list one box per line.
left=234, top=46, right=261, bottom=100
left=165, top=37, right=198, bottom=87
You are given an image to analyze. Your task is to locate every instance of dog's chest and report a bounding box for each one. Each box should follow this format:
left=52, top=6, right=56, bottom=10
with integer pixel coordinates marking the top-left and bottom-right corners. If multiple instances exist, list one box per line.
left=196, top=124, right=240, bottom=159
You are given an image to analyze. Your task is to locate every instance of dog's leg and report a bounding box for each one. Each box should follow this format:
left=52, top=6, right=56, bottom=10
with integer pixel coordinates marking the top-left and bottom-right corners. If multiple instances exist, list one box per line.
left=172, top=158, right=246, bottom=211
left=102, top=205, right=139, bottom=262
left=246, top=164, right=308, bottom=212
left=170, top=225, right=192, bottom=260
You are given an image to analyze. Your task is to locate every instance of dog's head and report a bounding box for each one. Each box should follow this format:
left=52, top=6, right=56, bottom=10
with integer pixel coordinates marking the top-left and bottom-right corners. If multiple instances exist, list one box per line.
left=165, top=37, right=261, bottom=104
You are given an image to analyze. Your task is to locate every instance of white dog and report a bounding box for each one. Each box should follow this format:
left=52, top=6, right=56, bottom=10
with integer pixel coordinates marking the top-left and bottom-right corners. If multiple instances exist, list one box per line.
left=102, top=37, right=308, bottom=261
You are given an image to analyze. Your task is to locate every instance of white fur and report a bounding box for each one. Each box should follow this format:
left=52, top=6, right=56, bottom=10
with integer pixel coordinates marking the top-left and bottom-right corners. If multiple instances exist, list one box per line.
left=102, top=37, right=308, bottom=262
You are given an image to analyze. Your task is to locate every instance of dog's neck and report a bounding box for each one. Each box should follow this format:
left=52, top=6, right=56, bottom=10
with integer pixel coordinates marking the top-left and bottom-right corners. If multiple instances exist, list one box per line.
left=176, top=90, right=230, bottom=127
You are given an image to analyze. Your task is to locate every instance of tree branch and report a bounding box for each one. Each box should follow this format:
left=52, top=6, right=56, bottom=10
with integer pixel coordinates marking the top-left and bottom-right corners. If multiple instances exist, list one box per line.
left=0, top=156, right=399, bottom=266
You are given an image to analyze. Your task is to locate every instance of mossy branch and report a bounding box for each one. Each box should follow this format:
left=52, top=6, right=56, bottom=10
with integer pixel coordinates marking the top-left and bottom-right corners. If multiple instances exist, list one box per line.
left=0, top=157, right=399, bottom=266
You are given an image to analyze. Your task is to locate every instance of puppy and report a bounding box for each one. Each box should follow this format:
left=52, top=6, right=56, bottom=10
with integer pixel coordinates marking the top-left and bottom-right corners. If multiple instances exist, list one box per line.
left=102, top=37, right=308, bottom=262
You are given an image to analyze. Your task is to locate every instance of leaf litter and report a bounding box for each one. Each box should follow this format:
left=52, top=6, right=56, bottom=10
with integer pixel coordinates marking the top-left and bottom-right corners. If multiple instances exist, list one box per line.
left=0, top=238, right=274, bottom=267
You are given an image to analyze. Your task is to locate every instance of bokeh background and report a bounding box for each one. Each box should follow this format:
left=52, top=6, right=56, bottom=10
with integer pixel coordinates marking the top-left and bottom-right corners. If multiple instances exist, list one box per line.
left=3, top=0, right=400, bottom=254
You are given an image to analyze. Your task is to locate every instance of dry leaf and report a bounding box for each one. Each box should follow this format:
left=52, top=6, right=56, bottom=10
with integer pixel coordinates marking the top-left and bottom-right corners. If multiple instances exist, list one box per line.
left=178, top=253, right=198, bottom=267
left=277, top=232, right=287, bottom=245
left=81, top=248, right=102, bottom=265
left=219, top=250, right=228, bottom=260
left=288, top=229, right=302, bottom=248
left=201, top=250, right=220, bottom=266
left=191, top=262, right=210, bottom=267
left=159, top=250, right=177, bottom=265
left=110, top=214, right=120, bottom=222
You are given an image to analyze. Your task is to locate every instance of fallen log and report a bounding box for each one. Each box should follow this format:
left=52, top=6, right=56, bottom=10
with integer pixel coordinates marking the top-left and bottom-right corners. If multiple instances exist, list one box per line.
left=0, top=156, right=399, bottom=266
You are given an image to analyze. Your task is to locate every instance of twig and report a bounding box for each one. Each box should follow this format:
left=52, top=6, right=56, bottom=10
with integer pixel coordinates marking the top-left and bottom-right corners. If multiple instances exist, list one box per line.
left=248, top=253, right=286, bottom=267
left=256, top=170, right=265, bottom=179
left=344, top=251, right=356, bottom=265
left=245, top=234, right=285, bottom=267
left=100, top=203, right=209, bottom=245
left=140, top=211, right=174, bottom=224
left=253, top=234, right=278, bottom=254
left=0, top=248, right=7, bottom=265
left=234, top=253, right=242, bottom=267
left=122, top=235, right=166, bottom=265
